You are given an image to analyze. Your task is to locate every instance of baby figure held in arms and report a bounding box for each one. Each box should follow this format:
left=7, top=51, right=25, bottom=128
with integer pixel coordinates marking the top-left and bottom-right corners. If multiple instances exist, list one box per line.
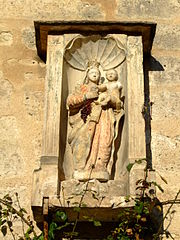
left=97, top=69, right=122, bottom=110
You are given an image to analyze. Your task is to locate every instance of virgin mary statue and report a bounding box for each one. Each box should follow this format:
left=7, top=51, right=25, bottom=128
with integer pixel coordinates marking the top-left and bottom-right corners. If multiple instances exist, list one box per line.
left=65, top=35, right=126, bottom=181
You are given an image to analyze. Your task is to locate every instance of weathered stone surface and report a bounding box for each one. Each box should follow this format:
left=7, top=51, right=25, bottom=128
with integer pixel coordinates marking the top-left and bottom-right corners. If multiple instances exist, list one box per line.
left=153, top=24, right=180, bottom=50
left=127, top=36, right=146, bottom=160
left=0, top=0, right=104, bottom=20
left=116, top=0, right=180, bottom=19
left=0, top=31, right=13, bottom=45
left=19, top=58, right=39, bottom=66
left=152, top=133, right=180, bottom=166
left=0, top=152, right=24, bottom=176
left=149, top=56, right=180, bottom=86
left=0, top=71, right=13, bottom=111
left=75, top=1, right=104, bottom=19
left=0, top=0, right=180, bottom=238
left=24, top=72, right=34, bottom=80
left=22, top=27, right=36, bottom=49
left=24, top=91, right=44, bottom=119
left=151, top=91, right=180, bottom=119
left=0, top=116, right=25, bottom=177
left=41, top=35, right=64, bottom=157
left=0, top=0, right=31, bottom=18
left=59, top=179, right=131, bottom=208
left=152, top=118, right=180, bottom=139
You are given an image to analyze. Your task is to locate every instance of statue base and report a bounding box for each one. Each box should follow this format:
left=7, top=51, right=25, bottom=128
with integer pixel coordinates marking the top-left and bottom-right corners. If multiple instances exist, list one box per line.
left=73, top=170, right=110, bottom=182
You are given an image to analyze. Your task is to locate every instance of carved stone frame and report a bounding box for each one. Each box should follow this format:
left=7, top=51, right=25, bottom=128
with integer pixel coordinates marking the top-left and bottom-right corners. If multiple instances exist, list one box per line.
left=32, top=21, right=156, bottom=224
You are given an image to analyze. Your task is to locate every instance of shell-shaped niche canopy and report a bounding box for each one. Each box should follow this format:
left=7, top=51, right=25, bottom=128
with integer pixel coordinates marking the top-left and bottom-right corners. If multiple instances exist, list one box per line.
left=64, top=35, right=126, bottom=71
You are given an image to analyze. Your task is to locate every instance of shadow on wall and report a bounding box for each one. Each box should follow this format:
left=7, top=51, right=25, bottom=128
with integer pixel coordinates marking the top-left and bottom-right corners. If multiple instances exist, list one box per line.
left=143, top=56, right=164, bottom=169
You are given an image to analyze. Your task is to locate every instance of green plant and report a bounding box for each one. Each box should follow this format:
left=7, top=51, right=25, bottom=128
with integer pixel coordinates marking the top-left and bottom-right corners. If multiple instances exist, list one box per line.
left=1, top=160, right=180, bottom=240
left=0, top=193, right=42, bottom=240
left=106, top=159, right=180, bottom=240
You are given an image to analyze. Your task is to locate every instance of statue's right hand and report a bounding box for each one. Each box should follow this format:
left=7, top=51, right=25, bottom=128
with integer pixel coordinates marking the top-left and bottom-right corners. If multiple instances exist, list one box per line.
left=85, top=91, right=98, bottom=100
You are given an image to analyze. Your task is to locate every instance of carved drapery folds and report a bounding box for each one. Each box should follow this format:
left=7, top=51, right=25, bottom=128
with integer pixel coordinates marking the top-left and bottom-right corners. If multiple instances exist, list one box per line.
left=65, top=35, right=126, bottom=181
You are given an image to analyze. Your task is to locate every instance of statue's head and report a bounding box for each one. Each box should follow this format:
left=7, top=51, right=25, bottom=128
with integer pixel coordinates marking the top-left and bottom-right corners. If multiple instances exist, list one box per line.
left=85, top=66, right=101, bottom=84
left=106, top=69, right=118, bottom=82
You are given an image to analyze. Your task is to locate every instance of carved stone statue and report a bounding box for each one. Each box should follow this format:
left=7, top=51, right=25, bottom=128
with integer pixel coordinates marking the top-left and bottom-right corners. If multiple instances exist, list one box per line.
left=65, top=35, right=126, bottom=181
left=97, top=69, right=122, bottom=110
left=66, top=66, right=124, bottom=181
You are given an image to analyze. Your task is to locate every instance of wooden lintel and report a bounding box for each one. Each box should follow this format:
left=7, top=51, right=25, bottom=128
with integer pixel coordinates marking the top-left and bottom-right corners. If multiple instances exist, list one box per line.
left=34, top=21, right=156, bottom=62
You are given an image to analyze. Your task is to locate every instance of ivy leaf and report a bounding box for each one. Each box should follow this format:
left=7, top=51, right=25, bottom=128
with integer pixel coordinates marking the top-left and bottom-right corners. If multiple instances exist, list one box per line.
left=55, top=211, right=67, bottom=222
left=64, top=231, right=78, bottom=237
left=93, top=220, right=101, bottom=227
left=135, top=158, right=146, bottom=164
left=20, top=208, right=27, bottom=214
left=72, top=202, right=79, bottom=205
left=81, top=203, right=87, bottom=207
left=126, top=163, right=134, bottom=172
left=1, top=225, right=7, bottom=236
left=134, top=202, right=144, bottom=215
left=56, top=222, right=71, bottom=230
left=125, top=196, right=130, bottom=202
left=48, top=222, right=57, bottom=239
left=73, top=207, right=81, bottom=213
left=25, top=232, right=30, bottom=239
left=34, top=233, right=44, bottom=240
left=25, top=226, right=33, bottom=235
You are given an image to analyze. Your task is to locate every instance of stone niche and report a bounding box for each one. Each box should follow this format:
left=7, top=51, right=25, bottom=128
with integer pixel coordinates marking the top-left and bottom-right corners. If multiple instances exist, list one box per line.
left=32, top=22, right=156, bottom=226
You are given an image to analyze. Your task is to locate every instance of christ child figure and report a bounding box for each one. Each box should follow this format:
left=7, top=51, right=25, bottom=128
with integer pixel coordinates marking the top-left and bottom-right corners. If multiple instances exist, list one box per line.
left=97, top=69, right=122, bottom=110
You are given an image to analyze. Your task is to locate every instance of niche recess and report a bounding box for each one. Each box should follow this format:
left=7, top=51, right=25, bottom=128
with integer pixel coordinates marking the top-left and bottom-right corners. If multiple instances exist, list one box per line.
left=32, top=21, right=156, bottom=227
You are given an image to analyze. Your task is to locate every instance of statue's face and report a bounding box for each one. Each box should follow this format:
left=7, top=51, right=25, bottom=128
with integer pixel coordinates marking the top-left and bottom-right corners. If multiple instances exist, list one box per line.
left=106, top=69, right=118, bottom=82
left=88, top=68, right=100, bottom=83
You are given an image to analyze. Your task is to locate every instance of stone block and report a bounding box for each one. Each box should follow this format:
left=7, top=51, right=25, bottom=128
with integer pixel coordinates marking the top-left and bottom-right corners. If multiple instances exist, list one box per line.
left=151, top=91, right=180, bottom=120
left=149, top=56, right=180, bottom=86
left=0, top=152, right=24, bottom=177
left=29, top=0, right=104, bottom=20
left=22, top=27, right=36, bottom=50
left=32, top=156, right=59, bottom=206
left=76, top=1, right=104, bottom=20
left=153, top=24, right=180, bottom=51
left=0, top=31, right=13, bottom=46
left=24, top=91, right=44, bottom=119
left=59, top=179, right=134, bottom=208
left=151, top=118, right=180, bottom=138
left=152, top=133, right=180, bottom=167
left=116, top=0, right=180, bottom=19
left=0, top=71, right=13, bottom=112
left=0, top=0, right=31, bottom=18
left=0, top=116, right=25, bottom=177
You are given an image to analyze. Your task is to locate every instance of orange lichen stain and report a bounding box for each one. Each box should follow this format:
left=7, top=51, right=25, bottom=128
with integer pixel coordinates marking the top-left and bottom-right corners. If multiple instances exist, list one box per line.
left=81, top=0, right=117, bottom=20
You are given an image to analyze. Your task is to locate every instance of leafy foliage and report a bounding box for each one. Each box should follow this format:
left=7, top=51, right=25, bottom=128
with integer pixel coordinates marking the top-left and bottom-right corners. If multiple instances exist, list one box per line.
left=0, top=193, right=41, bottom=240
left=0, top=159, right=179, bottom=240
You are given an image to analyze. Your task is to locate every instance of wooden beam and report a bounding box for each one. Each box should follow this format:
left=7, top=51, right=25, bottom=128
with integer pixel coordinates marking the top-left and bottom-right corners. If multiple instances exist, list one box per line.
left=34, top=21, right=156, bottom=62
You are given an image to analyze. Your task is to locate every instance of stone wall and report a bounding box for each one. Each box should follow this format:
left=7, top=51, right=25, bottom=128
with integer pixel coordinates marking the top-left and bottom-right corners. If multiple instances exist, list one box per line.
left=0, top=0, right=180, bottom=239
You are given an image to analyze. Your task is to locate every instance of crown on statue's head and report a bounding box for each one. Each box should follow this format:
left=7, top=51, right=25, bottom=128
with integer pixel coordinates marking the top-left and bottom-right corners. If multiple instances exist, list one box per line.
left=87, top=59, right=100, bottom=68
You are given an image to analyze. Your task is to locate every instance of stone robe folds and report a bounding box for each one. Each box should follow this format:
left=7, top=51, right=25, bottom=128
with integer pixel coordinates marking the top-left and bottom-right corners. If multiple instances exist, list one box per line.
left=67, top=84, right=115, bottom=181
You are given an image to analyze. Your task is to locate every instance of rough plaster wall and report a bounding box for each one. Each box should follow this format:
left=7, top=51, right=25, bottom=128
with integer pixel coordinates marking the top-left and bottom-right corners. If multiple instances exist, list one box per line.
left=0, top=0, right=180, bottom=239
